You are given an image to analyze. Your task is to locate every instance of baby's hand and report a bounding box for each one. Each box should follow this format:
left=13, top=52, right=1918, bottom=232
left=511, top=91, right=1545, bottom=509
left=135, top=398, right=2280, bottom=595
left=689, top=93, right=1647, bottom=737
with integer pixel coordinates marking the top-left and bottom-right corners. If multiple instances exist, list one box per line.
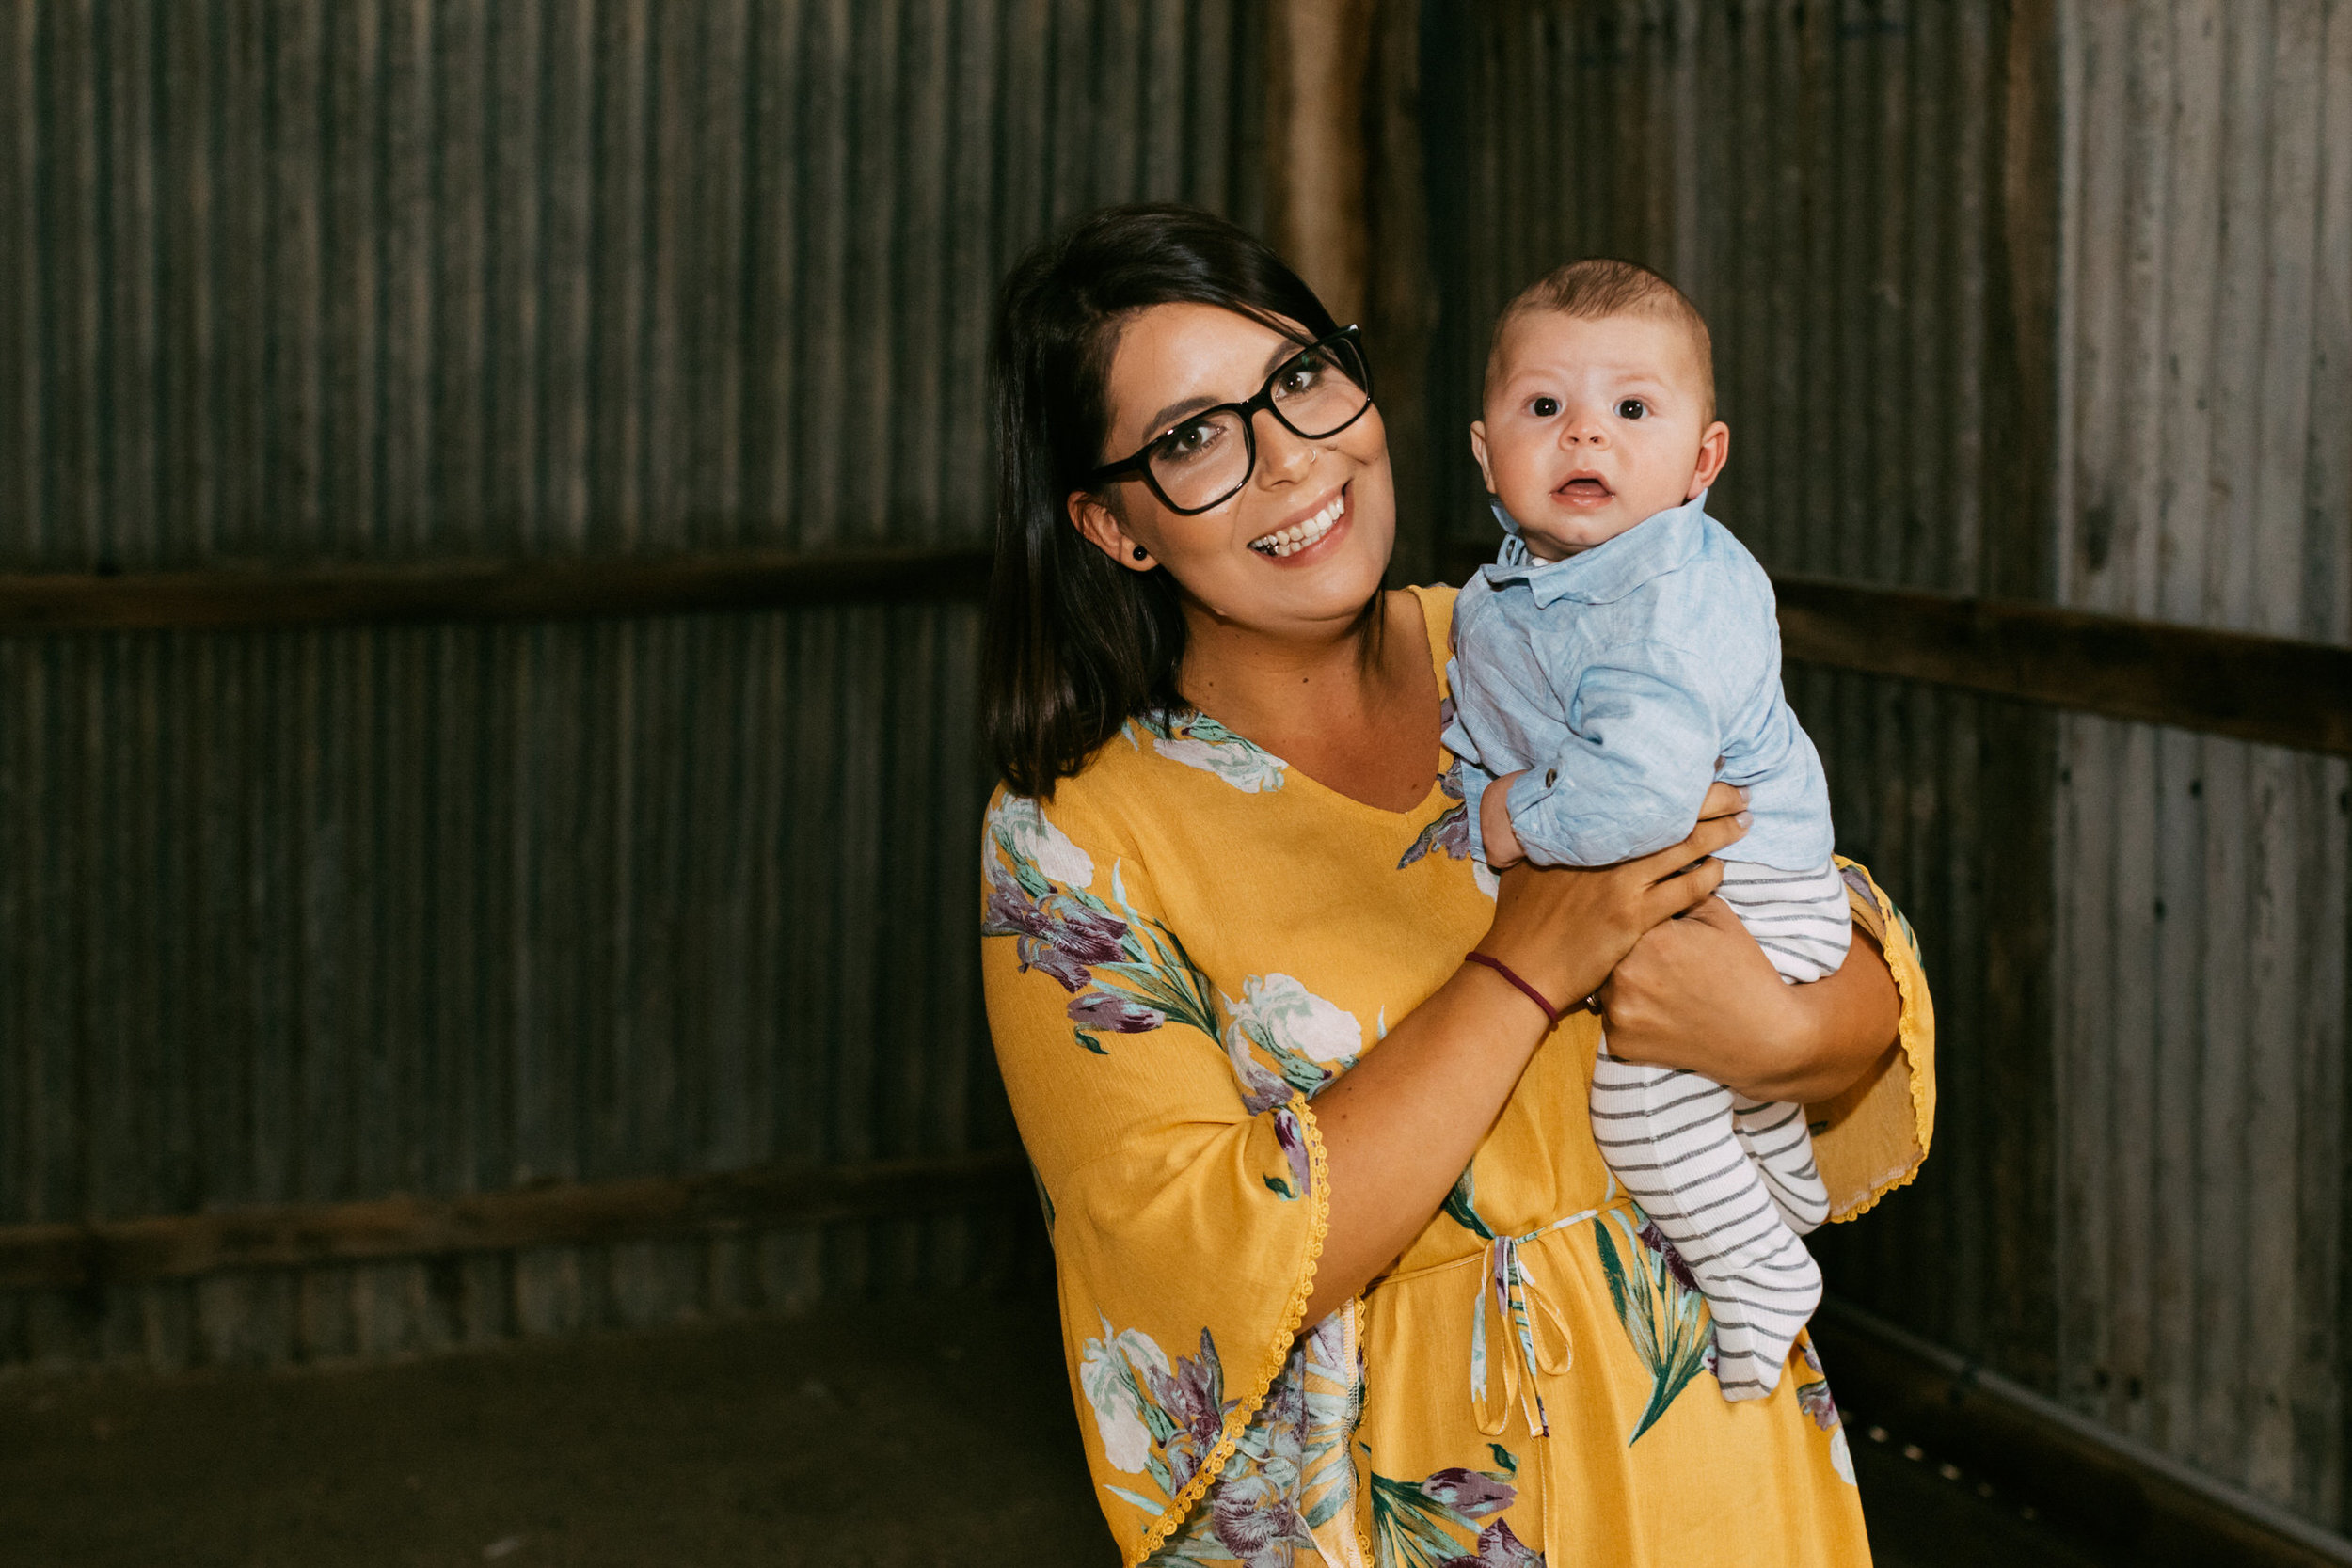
left=1482, top=770, right=1530, bottom=869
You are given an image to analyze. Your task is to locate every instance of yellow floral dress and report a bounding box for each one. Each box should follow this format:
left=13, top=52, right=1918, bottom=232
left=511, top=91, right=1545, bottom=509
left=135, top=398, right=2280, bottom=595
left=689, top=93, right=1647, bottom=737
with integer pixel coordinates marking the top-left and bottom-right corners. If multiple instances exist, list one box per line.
left=982, top=585, right=1935, bottom=1568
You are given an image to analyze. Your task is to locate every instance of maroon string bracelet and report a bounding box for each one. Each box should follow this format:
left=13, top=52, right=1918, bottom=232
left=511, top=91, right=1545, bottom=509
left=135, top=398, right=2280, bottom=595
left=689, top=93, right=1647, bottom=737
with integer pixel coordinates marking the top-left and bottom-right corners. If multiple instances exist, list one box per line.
left=1462, top=951, right=1600, bottom=1026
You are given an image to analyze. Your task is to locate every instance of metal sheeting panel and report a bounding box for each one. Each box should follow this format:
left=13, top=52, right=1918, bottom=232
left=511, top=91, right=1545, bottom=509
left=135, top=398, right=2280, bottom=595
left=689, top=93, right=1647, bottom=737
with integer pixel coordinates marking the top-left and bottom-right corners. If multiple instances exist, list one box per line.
left=1423, top=0, right=2062, bottom=1381
left=0, top=0, right=1268, bottom=1370
left=0, top=0, right=1265, bottom=566
left=2050, top=0, right=2352, bottom=1521
left=0, top=608, right=1009, bottom=1368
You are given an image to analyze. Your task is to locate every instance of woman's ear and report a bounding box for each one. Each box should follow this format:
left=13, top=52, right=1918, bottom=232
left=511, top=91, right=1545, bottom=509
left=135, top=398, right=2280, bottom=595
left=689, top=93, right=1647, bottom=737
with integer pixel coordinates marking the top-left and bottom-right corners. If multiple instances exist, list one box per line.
left=1687, top=420, right=1730, bottom=498
left=1066, top=490, right=1156, bottom=572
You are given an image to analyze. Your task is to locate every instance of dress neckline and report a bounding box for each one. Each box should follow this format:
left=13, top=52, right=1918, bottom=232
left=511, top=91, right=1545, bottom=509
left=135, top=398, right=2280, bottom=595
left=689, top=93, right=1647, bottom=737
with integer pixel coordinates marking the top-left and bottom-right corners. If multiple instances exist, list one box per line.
left=1175, top=585, right=1455, bottom=822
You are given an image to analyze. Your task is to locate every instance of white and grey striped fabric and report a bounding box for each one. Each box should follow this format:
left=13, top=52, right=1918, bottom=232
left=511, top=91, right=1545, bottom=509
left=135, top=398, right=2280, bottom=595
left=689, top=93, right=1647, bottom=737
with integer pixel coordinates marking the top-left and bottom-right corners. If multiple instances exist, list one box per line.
left=1590, top=858, right=1852, bottom=1401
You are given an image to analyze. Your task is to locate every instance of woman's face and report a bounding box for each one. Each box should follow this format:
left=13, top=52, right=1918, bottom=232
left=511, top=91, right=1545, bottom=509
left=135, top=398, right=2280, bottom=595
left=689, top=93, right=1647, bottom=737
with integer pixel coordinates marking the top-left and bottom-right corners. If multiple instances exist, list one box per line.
left=1070, top=302, right=1395, bottom=636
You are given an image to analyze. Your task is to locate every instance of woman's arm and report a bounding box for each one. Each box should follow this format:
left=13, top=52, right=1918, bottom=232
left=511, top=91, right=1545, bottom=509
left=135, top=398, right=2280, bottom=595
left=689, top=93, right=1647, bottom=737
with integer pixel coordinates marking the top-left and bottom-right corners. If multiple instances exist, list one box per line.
left=1298, top=785, right=1751, bottom=1323
left=1595, top=895, right=1902, bottom=1104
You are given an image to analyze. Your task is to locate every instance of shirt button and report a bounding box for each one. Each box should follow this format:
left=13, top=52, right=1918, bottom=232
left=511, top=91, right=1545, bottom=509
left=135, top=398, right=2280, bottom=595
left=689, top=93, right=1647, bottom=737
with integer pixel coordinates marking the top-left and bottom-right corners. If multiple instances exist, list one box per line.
left=1544, top=768, right=1558, bottom=787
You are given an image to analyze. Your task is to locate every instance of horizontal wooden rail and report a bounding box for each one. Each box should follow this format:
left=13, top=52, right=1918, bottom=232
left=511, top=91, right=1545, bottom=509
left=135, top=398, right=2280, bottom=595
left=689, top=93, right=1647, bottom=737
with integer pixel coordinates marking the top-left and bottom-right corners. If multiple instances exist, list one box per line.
left=0, top=1148, right=1031, bottom=1292
left=0, top=544, right=995, bottom=632
left=1814, top=1299, right=2352, bottom=1568
left=1772, top=573, right=2352, bottom=756
left=0, top=543, right=2344, bottom=753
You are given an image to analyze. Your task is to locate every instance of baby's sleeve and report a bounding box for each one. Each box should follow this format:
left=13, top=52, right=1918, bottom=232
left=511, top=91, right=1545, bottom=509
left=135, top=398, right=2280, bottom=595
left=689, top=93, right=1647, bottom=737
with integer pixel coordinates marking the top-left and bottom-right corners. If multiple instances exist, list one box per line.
left=1503, top=641, right=1724, bottom=866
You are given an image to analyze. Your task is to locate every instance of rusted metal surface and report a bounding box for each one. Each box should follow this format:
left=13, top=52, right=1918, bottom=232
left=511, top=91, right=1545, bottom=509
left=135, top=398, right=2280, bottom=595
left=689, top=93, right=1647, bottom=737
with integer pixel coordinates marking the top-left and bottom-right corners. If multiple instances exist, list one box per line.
left=0, top=0, right=1264, bottom=1371
left=2048, top=0, right=2352, bottom=1524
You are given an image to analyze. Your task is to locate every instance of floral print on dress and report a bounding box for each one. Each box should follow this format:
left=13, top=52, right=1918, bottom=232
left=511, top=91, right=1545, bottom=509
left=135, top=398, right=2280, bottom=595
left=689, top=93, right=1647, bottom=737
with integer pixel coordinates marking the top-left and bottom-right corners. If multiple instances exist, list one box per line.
left=983, top=797, right=1371, bottom=1124
left=1148, top=1311, right=1364, bottom=1566
left=1839, top=858, right=1919, bottom=954
left=983, top=795, right=1220, bottom=1054
left=1371, top=1448, right=1544, bottom=1567
left=1085, top=1318, right=1237, bottom=1512
left=1132, top=709, right=1289, bottom=793
left=1441, top=1164, right=1494, bottom=1241
left=1223, top=973, right=1365, bottom=1114
left=1594, top=1208, right=1716, bottom=1445
left=1793, top=1336, right=1855, bottom=1486
left=1398, top=755, right=1498, bottom=898
left=1267, top=1103, right=1315, bottom=1201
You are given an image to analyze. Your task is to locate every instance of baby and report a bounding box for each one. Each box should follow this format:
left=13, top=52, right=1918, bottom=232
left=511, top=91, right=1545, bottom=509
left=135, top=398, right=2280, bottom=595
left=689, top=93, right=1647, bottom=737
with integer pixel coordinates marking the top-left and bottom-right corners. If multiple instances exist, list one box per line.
left=1442, top=259, right=1850, bottom=1401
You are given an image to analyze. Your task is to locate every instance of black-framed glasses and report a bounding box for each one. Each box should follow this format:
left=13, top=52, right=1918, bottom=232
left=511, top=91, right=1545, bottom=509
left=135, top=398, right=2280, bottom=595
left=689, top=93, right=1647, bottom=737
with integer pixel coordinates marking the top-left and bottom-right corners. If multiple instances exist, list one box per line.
left=1085, top=325, right=1375, bottom=515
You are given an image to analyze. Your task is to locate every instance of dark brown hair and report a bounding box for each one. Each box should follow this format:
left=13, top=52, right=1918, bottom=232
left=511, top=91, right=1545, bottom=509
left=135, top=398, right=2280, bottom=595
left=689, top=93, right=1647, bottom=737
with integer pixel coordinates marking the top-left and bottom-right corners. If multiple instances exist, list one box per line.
left=1486, top=257, right=1716, bottom=420
left=982, top=204, right=1343, bottom=798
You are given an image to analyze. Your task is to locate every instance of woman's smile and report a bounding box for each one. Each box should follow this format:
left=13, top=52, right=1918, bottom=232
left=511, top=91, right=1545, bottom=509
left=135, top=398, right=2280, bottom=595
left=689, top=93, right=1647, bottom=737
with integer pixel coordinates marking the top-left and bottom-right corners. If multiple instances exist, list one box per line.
left=1248, top=483, right=1350, bottom=561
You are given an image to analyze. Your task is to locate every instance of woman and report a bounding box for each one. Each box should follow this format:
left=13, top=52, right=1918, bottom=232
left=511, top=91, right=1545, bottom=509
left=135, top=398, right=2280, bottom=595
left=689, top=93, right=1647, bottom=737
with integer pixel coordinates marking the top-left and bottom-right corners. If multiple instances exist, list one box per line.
left=980, top=205, right=1932, bottom=1567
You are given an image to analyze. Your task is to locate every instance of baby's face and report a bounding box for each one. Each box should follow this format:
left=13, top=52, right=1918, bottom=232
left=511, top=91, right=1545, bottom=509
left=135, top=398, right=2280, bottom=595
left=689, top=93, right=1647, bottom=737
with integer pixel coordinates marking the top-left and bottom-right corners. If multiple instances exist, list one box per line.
left=1472, top=310, right=1727, bottom=561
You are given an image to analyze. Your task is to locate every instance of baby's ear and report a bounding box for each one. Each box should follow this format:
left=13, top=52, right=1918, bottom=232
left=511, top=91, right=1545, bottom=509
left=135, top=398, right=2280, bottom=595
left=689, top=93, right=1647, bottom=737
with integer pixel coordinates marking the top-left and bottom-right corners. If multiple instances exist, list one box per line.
left=1687, top=420, right=1730, bottom=498
left=1470, top=421, right=1497, bottom=493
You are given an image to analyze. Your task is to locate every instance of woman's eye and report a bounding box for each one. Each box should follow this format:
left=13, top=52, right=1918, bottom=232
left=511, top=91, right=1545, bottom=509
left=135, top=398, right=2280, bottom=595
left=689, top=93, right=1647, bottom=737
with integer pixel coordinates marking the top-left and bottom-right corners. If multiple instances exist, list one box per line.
left=1158, top=419, right=1223, bottom=464
left=1277, top=356, right=1327, bottom=398
left=1617, top=399, right=1646, bottom=420
left=1531, top=396, right=1560, bottom=418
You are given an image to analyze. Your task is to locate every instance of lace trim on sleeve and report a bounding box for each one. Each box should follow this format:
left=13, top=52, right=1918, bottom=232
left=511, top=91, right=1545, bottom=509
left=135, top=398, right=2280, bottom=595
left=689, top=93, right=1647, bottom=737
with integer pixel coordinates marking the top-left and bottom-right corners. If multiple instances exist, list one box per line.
left=1128, top=1091, right=1333, bottom=1566
left=1827, top=856, right=1935, bottom=1222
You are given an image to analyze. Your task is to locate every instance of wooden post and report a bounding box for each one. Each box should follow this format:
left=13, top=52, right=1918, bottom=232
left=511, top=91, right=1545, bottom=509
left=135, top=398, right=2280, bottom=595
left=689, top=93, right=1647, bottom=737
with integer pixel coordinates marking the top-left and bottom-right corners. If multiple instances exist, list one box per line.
left=1978, top=0, right=2065, bottom=1393
left=1266, top=0, right=1438, bottom=583
left=1265, top=0, right=1378, bottom=328
left=1363, top=0, right=1438, bottom=586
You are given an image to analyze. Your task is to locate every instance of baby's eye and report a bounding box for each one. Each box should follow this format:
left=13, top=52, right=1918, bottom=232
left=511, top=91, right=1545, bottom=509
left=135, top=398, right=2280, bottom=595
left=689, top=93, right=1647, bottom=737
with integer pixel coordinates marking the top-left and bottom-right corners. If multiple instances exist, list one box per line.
left=1531, top=396, right=1560, bottom=418
left=1616, top=399, right=1646, bottom=420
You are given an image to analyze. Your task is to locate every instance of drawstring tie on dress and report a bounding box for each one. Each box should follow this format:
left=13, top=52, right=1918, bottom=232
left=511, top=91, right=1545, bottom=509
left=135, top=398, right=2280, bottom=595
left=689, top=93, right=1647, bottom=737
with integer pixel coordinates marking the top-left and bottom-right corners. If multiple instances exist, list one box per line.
left=1468, top=1180, right=1622, bottom=1438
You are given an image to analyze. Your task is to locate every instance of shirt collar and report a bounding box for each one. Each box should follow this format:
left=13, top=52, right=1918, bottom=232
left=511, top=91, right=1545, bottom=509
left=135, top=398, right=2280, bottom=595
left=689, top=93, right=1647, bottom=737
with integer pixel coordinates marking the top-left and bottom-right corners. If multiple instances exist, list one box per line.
left=1480, top=490, right=1711, bottom=607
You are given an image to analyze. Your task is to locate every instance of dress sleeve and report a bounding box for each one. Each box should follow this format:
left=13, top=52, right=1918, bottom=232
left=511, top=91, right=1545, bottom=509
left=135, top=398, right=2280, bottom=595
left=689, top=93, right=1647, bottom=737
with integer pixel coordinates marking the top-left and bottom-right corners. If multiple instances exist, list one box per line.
left=1806, top=859, right=1938, bottom=1220
left=980, top=788, right=1334, bottom=1564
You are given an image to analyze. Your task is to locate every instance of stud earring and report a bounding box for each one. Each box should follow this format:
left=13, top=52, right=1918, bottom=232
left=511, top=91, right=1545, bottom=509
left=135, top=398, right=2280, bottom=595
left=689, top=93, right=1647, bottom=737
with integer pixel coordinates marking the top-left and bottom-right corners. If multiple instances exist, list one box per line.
left=1132, top=546, right=1148, bottom=561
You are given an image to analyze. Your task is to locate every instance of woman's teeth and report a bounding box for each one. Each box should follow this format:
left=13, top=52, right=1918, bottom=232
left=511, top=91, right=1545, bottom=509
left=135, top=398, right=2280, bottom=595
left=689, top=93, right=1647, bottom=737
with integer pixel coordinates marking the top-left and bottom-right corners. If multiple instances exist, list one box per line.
left=1250, top=494, right=1345, bottom=558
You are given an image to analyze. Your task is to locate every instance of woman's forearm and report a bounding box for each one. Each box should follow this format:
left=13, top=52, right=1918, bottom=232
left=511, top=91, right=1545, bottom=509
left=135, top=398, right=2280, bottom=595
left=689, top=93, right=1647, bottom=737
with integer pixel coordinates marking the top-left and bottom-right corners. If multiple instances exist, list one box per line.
left=1298, top=965, right=1551, bottom=1323
left=1742, top=926, right=1902, bottom=1102
left=1596, top=903, right=1902, bottom=1104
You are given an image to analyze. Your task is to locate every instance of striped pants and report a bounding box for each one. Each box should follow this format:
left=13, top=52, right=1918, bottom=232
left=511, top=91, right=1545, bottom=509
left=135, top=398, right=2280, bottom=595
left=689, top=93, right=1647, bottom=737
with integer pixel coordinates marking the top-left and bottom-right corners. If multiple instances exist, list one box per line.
left=1590, top=859, right=1852, bottom=1401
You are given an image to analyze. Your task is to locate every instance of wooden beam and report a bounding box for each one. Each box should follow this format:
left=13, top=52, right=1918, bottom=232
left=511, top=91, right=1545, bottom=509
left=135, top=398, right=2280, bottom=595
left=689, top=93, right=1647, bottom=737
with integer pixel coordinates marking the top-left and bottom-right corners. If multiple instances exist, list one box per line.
left=1, top=540, right=2344, bottom=757
left=1772, top=573, right=2352, bottom=756
left=1814, top=1300, right=2352, bottom=1568
left=0, top=544, right=994, bottom=633
left=1265, top=0, right=1377, bottom=327
left=0, top=1149, right=1031, bottom=1291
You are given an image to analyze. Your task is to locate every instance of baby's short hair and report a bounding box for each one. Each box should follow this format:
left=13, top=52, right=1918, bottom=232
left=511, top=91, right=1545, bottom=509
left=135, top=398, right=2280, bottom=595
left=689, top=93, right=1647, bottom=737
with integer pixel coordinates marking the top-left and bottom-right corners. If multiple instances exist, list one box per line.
left=1485, top=258, right=1716, bottom=421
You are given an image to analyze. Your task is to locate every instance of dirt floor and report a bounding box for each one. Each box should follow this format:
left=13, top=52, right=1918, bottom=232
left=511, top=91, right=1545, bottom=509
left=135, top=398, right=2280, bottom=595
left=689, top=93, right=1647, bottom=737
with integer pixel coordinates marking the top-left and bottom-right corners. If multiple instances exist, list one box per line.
left=0, top=1289, right=2111, bottom=1568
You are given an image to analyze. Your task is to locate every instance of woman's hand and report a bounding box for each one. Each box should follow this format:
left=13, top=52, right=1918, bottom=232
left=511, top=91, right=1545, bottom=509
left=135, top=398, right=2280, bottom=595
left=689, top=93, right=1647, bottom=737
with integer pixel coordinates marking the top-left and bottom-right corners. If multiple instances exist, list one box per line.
left=1478, top=781, right=1751, bottom=1013
left=1598, top=895, right=1901, bottom=1104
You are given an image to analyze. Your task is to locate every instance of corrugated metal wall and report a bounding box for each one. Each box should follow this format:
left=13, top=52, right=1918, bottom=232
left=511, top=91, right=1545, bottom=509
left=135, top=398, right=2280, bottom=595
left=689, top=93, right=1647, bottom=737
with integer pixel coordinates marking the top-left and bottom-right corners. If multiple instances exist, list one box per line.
left=9, top=0, right=2349, bottom=1531
left=0, top=0, right=1268, bottom=1370
left=1424, top=0, right=2351, bottom=1532
left=2050, top=0, right=2351, bottom=1522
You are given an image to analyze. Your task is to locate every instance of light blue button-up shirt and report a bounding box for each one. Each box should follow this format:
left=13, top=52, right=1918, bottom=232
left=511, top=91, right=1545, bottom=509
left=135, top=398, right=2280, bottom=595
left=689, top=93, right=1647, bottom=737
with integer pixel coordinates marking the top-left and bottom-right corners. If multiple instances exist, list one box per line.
left=1441, top=490, right=1833, bottom=872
